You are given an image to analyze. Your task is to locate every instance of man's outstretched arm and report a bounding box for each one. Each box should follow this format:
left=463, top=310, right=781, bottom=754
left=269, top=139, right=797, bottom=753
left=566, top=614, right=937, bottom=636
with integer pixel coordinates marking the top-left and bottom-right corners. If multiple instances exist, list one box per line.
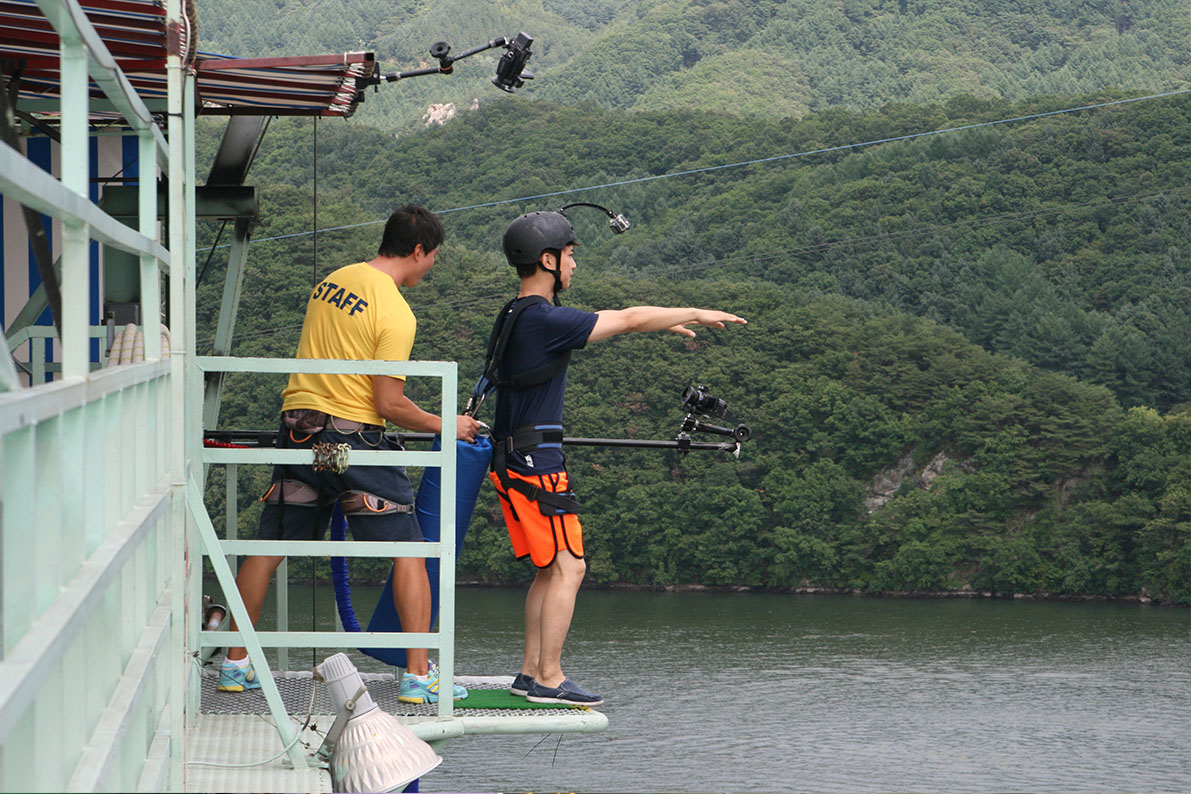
left=588, top=307, right=746, bottom=343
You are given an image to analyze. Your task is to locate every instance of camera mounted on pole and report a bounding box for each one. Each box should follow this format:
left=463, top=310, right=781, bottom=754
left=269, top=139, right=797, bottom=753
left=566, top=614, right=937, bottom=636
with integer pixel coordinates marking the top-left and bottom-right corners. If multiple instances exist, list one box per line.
left=357, top=32, right=535, bottom=93
left=676, top=385, right=751, bottom=454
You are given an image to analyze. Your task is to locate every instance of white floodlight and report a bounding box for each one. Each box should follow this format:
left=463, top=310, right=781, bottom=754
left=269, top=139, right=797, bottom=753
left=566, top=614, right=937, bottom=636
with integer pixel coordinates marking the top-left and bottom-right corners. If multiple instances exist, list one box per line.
left=315, top=653, right=442, bottom=793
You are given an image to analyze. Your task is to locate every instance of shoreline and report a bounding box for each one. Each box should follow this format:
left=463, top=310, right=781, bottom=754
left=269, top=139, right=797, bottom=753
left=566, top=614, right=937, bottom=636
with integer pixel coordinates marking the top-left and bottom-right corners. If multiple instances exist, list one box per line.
left=516, top=580, right=1184, bottom=606
left=203, top=572, right=1184, bottom=606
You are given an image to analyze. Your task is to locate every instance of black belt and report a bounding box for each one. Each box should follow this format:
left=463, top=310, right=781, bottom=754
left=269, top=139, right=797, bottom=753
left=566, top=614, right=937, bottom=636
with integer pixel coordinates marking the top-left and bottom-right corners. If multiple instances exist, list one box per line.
left=503, top=424, right=564, bottom=455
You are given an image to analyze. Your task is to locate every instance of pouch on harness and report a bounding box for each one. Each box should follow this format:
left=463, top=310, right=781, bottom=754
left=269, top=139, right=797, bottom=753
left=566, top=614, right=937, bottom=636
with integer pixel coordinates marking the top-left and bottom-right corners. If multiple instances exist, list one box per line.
left=467, top=295, right=580, bottom=516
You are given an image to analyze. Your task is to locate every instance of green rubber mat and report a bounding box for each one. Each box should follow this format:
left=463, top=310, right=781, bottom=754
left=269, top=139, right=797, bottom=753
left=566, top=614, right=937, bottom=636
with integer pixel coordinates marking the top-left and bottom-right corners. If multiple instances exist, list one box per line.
left=457, top=688, right=590, bottom=710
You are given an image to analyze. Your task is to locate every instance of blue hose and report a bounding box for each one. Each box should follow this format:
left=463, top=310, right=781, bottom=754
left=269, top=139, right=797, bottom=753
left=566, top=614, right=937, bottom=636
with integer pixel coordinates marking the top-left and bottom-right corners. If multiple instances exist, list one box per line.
left=331, top=436, right=493, bottom=667
left=329, top=513, right=360, bottom=630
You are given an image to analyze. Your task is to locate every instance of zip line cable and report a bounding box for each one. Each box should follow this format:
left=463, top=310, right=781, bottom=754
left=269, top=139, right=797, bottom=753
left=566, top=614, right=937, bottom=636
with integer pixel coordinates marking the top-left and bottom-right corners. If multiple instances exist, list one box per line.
left=310, top=115, right=319, bottom=671
left=195, top=88, right=1191, bottom=256
left=639, top=184, right=1191, bottom=281
left=217, top=181, right=1188, bottom=344
left=433, top=88, right=1191, bottom=214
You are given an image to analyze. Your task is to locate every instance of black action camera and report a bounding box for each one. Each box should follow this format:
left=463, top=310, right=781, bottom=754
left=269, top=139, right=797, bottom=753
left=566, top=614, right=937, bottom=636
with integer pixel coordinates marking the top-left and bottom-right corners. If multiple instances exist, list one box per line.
left=681, top=385, right=729, bottom=420
left=493, top=32, right=534, bottom=92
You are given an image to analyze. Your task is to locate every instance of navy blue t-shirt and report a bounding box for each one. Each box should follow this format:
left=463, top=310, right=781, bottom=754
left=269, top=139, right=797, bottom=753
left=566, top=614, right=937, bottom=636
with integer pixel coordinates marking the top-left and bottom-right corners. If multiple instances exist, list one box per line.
left=492, top=298, right=598, bottom=475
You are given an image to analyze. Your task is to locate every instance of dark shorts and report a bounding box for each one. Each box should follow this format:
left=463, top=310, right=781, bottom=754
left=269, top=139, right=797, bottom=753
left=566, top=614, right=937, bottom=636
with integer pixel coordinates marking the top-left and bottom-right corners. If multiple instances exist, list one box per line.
left=258, top=418, right=422, bottom=543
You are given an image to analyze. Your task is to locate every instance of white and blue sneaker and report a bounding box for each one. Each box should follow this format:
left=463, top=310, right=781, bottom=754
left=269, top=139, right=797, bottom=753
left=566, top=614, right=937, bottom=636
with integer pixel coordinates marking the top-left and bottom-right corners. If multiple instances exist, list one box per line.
left=510, top=672, right=535, bottom=697
left=398, top=661, right=468, bottom=704
left=525, top=677, right=603, bottom=707
left=217, top=660, right=261, bottom=692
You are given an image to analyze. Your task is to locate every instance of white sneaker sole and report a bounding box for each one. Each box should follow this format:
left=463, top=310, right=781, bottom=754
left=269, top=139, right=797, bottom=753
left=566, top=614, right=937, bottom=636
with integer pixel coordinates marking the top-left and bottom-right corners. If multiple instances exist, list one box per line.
left=526, top=693, right=603, bottom=707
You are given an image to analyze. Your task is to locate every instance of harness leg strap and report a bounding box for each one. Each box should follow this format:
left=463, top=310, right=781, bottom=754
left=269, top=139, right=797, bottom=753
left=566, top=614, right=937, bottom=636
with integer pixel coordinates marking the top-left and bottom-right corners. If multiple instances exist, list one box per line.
left=260, top=479, right=324, bottom=506
left=507, top=479, right=581, bottom=516
left=338, top=490, right=415, bottom=516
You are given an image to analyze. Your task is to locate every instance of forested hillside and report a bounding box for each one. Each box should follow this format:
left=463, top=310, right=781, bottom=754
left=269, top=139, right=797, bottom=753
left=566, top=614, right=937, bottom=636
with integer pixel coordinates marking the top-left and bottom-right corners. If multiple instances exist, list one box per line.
left=197, top=88, right=1191, bottom=603
left=205, top=269, right=1191, bottom=605
left=203, top=91, right=1191, bottom=412
left=192, top=0, right=1191, bottom=603
left=194, top=0, right=1191, bottom=133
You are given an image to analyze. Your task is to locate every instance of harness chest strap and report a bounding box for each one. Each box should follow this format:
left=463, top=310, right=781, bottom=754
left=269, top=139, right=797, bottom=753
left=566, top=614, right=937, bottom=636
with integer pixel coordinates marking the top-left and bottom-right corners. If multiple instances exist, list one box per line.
left=467, top=295, right=571, bottom=415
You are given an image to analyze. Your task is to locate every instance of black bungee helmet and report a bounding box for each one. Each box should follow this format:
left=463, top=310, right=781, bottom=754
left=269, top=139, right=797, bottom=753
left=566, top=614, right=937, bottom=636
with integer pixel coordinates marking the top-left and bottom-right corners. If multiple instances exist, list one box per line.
left=502, top=210, right=577, bottom=301
left=503, top=210, right=576, bottom=265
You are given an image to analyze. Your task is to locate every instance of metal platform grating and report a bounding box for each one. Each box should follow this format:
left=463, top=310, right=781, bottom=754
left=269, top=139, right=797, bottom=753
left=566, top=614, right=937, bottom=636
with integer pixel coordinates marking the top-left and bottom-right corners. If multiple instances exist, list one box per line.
left=200, top=668, right=590, bottom=719
left=186, top=714, right=334, bottom=794
left=188, top=669, right=608, bottom=791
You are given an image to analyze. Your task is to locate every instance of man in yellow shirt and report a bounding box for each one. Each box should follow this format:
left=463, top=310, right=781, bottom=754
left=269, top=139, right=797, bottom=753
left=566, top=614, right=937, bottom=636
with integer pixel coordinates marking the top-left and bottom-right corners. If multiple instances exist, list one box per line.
left=220, top=205, right=483, bottom=703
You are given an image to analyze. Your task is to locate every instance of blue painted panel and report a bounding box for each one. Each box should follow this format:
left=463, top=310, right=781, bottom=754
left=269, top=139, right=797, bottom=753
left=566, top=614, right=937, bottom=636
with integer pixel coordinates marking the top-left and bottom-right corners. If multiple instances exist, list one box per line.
left=26, top=137, right=52, bottom=302
left=122, top=135, right=140, bottom=181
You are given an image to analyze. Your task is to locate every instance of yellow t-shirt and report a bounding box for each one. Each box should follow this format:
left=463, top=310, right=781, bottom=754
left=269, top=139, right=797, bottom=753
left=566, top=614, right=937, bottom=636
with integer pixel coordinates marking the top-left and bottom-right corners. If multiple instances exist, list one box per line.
left=281, top=262, right=415, bottom=426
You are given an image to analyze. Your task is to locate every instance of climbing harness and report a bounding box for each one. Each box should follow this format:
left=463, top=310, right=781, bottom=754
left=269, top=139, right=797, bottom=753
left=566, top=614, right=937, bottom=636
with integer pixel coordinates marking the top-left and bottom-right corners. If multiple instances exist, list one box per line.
left=491, top=424, right=580, bottom=516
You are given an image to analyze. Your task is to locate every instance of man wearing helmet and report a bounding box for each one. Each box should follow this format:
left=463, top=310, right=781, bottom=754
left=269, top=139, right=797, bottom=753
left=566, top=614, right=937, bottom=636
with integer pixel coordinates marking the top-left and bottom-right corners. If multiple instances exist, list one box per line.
left=488, top=209, right=746, bottom=706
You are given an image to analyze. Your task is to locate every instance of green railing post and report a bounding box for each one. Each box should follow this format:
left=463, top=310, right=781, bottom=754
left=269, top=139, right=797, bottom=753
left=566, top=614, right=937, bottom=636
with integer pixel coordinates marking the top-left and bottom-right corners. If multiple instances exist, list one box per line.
left=139, top=129, right=161, bottom=361
left=58, top=14, right=89, bottom=381
left=165, top=0, right=189, bottom=778
left=436, top=363, right=458, bottom=719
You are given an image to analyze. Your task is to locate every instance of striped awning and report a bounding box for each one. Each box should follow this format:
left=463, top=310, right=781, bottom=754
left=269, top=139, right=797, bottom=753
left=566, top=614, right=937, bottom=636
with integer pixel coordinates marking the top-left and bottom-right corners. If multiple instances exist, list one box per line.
left=194, top=52, right=376, bottom=116
left=0, top=0, right=376, bottom=120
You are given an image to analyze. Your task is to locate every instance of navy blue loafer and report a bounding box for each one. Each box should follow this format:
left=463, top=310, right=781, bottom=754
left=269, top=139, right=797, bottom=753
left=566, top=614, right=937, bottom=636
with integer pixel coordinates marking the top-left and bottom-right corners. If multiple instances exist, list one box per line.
left=525, top=677, right=603, bottom=707
left=510, top=672, right=535, bottom=697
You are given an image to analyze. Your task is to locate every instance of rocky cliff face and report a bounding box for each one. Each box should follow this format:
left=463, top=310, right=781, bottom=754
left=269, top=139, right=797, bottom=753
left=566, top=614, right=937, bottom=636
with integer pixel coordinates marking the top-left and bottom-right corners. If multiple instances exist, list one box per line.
left=422, top=103, right=456, bottom=126
left=865, top=450, right=963, bottom=513
left=422, top=98, right=479, bottom=127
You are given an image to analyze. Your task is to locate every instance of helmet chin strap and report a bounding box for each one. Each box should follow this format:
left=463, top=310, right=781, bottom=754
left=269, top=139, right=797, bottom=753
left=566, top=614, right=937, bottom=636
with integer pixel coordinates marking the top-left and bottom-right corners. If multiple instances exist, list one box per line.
left=538, top=251, right=564, bottom=306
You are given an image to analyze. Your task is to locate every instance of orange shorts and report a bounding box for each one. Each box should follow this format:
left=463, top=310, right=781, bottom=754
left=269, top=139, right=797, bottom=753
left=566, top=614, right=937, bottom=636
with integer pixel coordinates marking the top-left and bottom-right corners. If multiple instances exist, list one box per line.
left=489, top=469, right=584, bottom=568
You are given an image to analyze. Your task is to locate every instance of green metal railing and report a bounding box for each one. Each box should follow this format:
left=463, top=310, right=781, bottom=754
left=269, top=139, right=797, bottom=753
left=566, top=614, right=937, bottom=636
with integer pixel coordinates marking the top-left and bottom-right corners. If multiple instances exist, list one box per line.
left=6, top=325, right=123, bottom=382
left=0, top=0, right=188, bottom=790
left=194, top=355, right=461, bottom=770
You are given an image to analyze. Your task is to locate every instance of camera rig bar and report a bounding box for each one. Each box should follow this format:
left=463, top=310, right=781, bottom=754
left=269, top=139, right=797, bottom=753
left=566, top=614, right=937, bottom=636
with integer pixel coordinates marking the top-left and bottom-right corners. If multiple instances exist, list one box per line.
left=204, top=388, right=751, bottom=457
left=203, top=428, right=747, bottom=456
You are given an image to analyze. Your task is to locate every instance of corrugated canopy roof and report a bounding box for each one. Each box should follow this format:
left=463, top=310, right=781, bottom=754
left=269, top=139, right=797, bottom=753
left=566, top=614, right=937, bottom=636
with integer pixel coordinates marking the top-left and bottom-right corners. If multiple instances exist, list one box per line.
left=0, top=0, right=377, bottom=120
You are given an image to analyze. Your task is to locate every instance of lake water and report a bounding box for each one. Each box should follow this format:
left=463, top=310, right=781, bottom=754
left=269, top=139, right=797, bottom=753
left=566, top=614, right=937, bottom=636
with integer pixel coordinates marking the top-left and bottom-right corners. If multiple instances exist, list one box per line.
left=234, top=584, right=1190, bottom=793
